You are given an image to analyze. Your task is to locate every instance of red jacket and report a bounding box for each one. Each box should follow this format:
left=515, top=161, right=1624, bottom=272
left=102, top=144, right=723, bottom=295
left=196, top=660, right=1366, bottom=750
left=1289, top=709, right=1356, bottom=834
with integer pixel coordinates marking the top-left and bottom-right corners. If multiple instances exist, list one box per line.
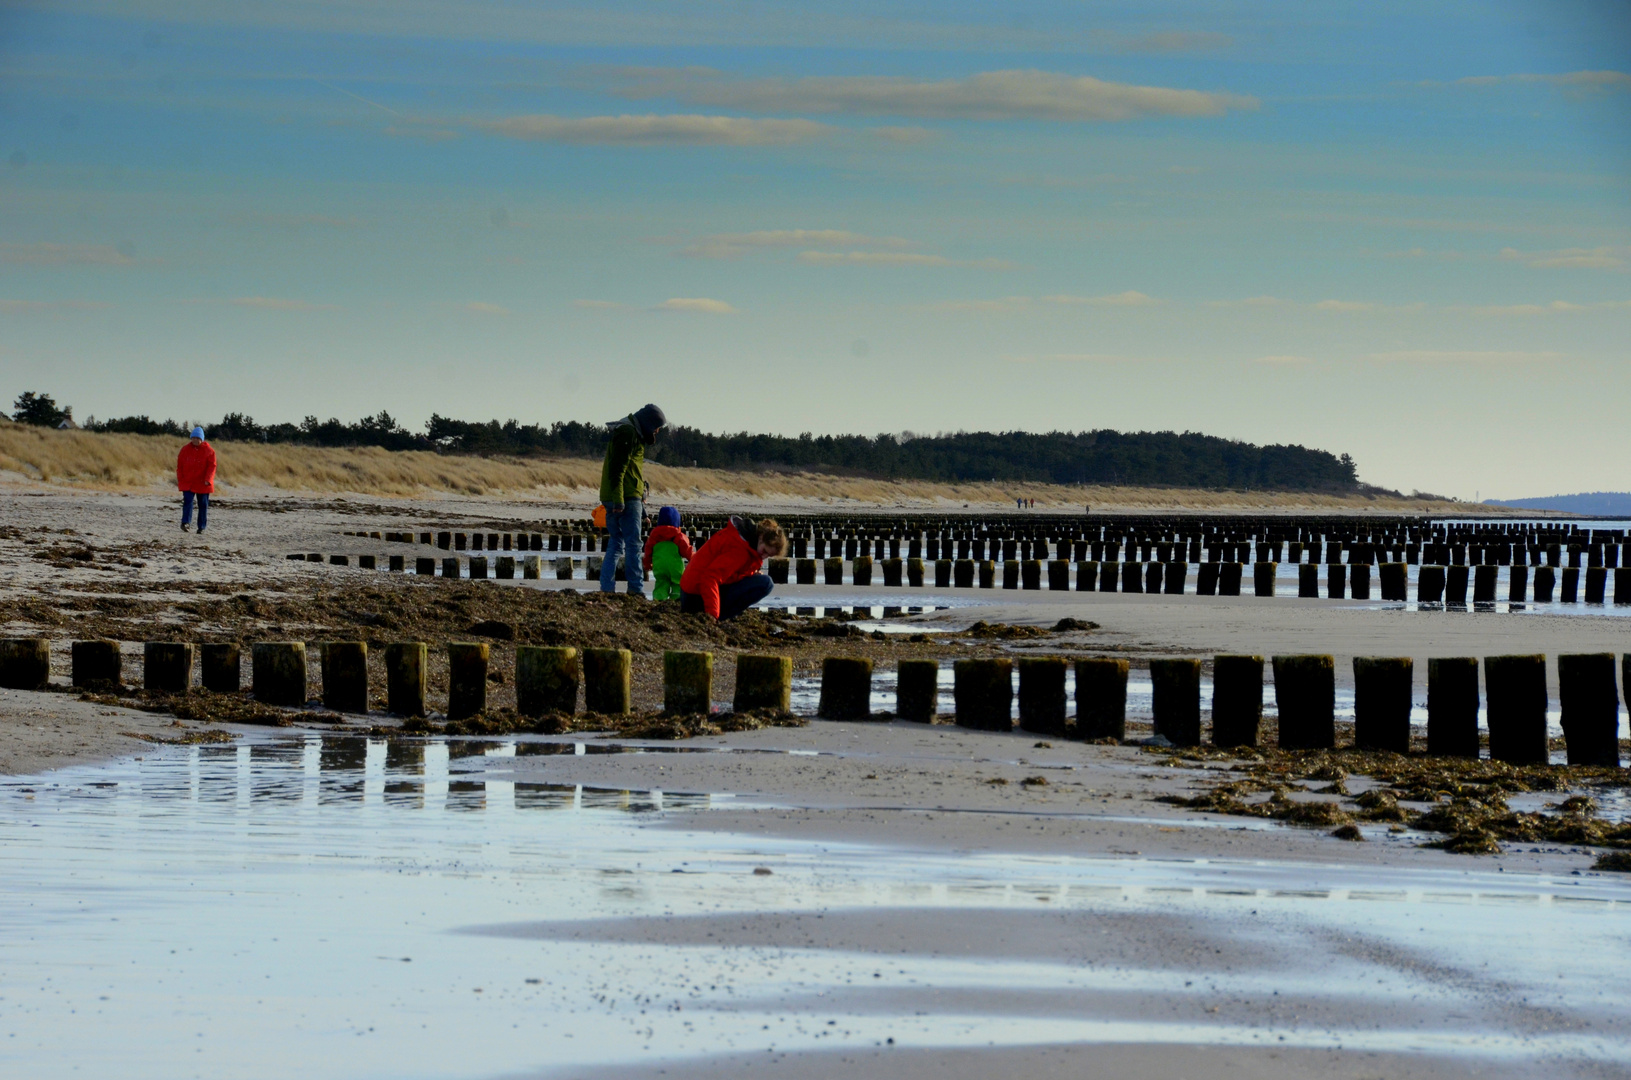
left=680, top=518, right=763, bottom=619
left=176, top=441, right=217, bottom=494
left=642, top=524, right=695, bottom=570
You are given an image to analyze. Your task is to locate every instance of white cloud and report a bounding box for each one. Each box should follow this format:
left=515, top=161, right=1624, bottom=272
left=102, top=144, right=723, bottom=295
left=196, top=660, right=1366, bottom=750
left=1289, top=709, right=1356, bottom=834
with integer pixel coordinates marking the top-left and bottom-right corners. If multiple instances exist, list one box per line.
left=0, top=242, right=134, bottom=267
left=608, top=68, right=1259, bottom=122
left=1042, top=290, right=1159, bottom=306
left=1368, top=350, right=1565, bottom=364
left=798, top=250, right=1014, bottom=269
left=655, top=297, right=738, bottom=314
left=464, top=301, right=509, bottom=315
left=1500, top=246, right=1626, bottom=271
left=677, top=229, right=911, bottom=259
left=474, top=113, right=831, bottom=146
left=1106, top=30, right=1233, bottom=54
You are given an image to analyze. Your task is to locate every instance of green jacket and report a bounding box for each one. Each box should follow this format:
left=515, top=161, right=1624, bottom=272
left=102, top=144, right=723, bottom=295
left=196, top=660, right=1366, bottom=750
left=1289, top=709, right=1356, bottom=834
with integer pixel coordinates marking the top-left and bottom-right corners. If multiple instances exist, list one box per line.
left=598, top=417, right=645, bottom=505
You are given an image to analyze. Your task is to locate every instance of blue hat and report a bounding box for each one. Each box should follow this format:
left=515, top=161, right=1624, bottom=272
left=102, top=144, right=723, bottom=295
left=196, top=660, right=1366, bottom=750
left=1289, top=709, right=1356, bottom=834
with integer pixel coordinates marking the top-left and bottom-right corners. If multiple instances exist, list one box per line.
left=190, top=426, right=206, bottom=439
left=656, top=506, right=681, bottom=528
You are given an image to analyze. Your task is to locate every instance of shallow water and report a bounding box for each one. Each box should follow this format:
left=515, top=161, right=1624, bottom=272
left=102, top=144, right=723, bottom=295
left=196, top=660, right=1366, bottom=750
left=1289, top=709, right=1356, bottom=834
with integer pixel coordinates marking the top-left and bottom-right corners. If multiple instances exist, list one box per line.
left=2, top=736, right=1628, bottom=1078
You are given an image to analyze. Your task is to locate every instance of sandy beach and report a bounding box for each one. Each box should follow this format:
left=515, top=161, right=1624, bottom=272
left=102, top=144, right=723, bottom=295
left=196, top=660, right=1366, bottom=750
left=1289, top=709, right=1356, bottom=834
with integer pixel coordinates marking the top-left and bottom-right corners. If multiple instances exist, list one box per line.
left=3, top=483, right=1628, bottom=1079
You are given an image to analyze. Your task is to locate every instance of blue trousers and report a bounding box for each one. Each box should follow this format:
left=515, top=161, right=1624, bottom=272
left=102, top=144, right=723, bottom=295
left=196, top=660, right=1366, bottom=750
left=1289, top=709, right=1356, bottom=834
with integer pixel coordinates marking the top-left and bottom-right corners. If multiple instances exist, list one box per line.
left=680, top=573, right=774, bottom=621
left=182, top=491, right=209, bottom=532
left=599, top=499, right=644, bottom=595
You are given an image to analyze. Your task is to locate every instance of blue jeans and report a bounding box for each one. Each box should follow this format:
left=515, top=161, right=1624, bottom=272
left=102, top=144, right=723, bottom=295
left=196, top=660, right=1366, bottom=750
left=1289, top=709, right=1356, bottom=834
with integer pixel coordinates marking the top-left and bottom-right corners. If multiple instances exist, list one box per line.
left=599, top=499, right=644, bottom=594
left=680, top=573, right=774, bottom=621
left=182, top=491, right=209, bottom=532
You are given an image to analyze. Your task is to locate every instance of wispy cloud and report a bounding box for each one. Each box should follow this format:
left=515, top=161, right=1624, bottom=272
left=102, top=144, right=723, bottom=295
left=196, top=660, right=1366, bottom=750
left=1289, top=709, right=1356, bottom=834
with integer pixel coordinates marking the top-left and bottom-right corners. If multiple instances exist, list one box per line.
left=1462, top=299, right=1630, bottom=316
left=1253, top=355, right=1313, bottom=365
left=798, top=251, right=1014, bottom=269
left=464, top=301, right=509, bottom=315
left=655, top=297, right=738, bottom=314
left=677, top=229, right=912, bottom=259
left=0, top=242, right=134, bottom=267
left=1101, top=30, right=1233, bottom=54
left=1427, top=70, right=1631, bottom=92
left=1042, top=290, right=1159, bottom=306
left=474, top=113, right=831, bottom=146
left=1313, top=299, right=1377, bottom=312
left=605, top=68, right=1258, bottom=122
left=1500, top=246, right=1626, bottom=271
left=1368, top=350, right=1564, bottom=364
left=921, top=297, right=1033, bottom=314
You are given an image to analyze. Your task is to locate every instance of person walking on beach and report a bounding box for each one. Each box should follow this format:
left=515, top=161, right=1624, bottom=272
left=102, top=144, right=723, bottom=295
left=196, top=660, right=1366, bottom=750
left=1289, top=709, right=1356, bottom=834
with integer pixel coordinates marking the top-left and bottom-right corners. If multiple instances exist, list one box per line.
left=599, top=403, right=666, bottom=594
left=176, top=426, right=216, bottom=534
left=679, top=516, right=787, bottom=620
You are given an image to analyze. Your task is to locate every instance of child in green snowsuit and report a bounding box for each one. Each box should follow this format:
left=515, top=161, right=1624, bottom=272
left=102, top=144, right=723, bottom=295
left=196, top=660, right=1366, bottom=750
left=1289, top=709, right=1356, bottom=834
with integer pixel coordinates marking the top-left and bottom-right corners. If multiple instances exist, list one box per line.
left=642, top=506, right=694, bottom=601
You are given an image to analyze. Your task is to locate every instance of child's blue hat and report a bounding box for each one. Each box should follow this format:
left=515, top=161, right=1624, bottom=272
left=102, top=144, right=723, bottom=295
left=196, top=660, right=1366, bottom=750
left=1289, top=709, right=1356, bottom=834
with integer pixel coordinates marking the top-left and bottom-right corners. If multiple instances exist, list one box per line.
left=190, top=426, right=206, bottom=439
left=656, top=506, right=681, bottom=528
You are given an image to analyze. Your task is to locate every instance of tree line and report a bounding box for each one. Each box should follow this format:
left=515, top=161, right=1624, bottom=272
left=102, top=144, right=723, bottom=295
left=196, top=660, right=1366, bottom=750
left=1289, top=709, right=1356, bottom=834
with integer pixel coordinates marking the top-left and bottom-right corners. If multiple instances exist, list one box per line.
left=11, top=390, right=1361, bottom=492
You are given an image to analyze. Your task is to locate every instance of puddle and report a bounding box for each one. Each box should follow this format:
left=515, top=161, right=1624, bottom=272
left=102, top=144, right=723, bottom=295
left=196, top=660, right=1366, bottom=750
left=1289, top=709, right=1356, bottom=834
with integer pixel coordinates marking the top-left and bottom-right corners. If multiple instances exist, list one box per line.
left=1, top=738, right=1628, bottom=1078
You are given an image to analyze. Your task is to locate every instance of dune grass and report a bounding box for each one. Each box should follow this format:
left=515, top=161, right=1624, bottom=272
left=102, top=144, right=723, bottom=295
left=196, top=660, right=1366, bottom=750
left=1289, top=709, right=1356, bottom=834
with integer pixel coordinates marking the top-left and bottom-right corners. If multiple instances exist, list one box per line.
left=0, top=423, right=1482, bottom=512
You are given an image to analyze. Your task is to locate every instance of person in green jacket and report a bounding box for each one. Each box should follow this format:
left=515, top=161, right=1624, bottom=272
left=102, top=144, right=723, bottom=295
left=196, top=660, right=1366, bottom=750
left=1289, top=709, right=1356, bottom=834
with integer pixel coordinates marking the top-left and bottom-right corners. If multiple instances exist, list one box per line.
left=599, top=403, right=666, bottom=594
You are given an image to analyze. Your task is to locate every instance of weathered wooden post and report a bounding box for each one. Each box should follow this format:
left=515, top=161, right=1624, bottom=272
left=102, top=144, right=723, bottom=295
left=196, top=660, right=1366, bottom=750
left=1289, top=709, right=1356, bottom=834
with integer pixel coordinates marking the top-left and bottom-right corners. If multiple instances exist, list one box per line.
left=1211, top=654, right=1263, bottom=748
left=734, top=654, right=792, bottom=713
left=517, top=646, right=578, bottom=716
left=1353, top=657, right=1412, bottom=753
left=1074, top=657, right=1128, bottom=740
left=1273, top=654, right=1335, bottom=750
left=955, top=658, right=1012, bottom=731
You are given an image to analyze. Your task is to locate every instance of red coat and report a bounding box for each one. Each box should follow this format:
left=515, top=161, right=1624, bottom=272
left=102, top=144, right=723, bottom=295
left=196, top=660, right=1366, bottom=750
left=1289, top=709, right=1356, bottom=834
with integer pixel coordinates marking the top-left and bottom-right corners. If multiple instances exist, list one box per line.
left=680, top=518, right=763, bottom=619
left=642, top=524, right=695, bottom=570
left=176, top=441, right=217, bottom=494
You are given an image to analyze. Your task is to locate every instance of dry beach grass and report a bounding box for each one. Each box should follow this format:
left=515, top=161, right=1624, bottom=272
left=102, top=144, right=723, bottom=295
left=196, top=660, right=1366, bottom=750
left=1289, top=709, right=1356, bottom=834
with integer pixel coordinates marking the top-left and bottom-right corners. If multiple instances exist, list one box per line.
left=1, top=423, right=1500, bottom=513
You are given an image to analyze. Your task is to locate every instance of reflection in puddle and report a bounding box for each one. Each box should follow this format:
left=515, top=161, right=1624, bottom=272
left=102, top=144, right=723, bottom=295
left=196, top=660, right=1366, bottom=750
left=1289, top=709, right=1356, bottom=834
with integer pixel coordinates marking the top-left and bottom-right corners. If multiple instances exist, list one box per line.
left=0, top=737, right=1627, bottom=1078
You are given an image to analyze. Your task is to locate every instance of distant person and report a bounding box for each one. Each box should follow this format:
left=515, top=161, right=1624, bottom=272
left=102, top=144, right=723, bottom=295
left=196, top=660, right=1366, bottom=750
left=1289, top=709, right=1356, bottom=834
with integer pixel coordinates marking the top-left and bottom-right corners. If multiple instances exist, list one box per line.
left=680, top=516, right=788, bottom=620
left=176, top=426, right=216, bottom=535
left=643, top=506, right=694, bottom=601
left=598, top=403, right=666, bottom=595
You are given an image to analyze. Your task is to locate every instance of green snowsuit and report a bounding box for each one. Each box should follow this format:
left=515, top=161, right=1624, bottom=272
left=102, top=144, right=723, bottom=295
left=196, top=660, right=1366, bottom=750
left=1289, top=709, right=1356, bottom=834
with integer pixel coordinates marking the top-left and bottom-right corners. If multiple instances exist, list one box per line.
left=643, top=524, right=694, bottom=601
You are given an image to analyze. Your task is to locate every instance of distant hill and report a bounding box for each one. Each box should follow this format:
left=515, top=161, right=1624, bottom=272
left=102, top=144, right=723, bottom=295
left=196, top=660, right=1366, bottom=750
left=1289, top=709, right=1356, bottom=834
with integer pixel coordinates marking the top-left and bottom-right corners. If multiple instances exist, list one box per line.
left=1487, top=492, right=1631, bottom=516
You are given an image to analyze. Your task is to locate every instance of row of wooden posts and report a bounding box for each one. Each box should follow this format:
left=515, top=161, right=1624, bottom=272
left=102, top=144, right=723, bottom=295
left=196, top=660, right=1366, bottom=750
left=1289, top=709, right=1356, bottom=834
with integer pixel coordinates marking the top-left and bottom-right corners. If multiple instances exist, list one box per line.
left=0, top=639, right=1623, bottom=768
left=297, top=549, right=1631, bottom=605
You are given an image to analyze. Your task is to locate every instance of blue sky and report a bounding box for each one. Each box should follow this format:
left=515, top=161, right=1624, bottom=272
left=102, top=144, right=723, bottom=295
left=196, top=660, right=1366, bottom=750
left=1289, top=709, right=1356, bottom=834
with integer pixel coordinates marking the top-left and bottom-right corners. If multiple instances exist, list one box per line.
left=2, top=0, right=1628, bottom=497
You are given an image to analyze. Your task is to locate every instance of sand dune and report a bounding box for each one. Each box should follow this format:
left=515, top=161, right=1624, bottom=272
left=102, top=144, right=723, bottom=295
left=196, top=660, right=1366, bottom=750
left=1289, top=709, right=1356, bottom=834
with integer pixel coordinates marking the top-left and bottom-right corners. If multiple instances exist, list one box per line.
left=0, top=424, right=1493, bottom=513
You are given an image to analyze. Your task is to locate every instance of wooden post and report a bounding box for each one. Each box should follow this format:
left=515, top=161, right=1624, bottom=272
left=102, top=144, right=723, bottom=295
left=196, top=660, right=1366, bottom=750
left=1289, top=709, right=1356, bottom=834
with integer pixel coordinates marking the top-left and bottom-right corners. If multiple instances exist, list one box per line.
left=517, top=646, right=578, bottom=715
left=1484, top=654, right=1548, bottom=765
left=1211, top=655, right=1263, bottom=748
left=954, top=658, right=1012, bottom=731
left=447, top=642, right=489, bottom=719
left=1272, top=654, right=1335, bottom=750
left=1074, top=658, right=1128, bottom=740
left=895, top=659, right=939, bottom=722
left=584, top=648, right=632, bottom=714
left=385, top=642, right=427, bottom=717
left=1353, top=657, right=1411, bottom=752
left=251, top=642, right=307, bottom=707
left=1017, top=656, right=1067, bottom=736
left=320, top=641, right=369, bottom=714
left=734, top=654, right=792, bottom=713
left=818, top=657, right=874, bottom=720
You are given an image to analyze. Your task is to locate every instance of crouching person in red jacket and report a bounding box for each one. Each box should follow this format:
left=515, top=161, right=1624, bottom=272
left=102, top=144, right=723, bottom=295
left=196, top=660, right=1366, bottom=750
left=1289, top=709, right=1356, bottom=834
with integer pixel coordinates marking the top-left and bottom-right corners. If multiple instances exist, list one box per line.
left=679, top=516, right=788, bottom=620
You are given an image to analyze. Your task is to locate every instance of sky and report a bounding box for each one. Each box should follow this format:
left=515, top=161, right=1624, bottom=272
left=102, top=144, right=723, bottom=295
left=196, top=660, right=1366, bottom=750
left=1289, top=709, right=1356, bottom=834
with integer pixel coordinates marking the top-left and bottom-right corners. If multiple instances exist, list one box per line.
left=1, top=0, right=1628, bottom=499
